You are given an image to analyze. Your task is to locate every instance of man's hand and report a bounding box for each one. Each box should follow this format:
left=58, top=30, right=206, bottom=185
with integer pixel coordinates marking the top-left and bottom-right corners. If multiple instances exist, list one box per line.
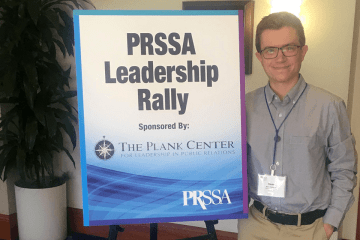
left=323, top=223, right=334, bottom=239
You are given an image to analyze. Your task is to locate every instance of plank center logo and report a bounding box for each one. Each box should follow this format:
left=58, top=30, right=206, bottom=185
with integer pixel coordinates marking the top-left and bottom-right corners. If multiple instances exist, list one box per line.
left=95, top=136, right=115, bottom=160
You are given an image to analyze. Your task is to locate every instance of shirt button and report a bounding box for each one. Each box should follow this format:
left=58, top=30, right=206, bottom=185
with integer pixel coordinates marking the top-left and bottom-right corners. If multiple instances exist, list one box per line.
left=293, top=100, right=296, bottom=104
left=275, top=97, right=278, bottom=100
left=279, top=113, right=283, bottom=117
left=276, top=162, right=280, bottom=166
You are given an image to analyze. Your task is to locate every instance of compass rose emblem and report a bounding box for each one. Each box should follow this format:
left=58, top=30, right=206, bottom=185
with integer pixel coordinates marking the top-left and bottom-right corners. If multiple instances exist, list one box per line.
left=95, top=137, right=115, bottom=160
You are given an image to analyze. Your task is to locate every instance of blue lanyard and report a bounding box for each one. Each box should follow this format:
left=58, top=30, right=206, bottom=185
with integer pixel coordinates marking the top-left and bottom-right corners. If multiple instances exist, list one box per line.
left=264, top=83, right=308, bottom=170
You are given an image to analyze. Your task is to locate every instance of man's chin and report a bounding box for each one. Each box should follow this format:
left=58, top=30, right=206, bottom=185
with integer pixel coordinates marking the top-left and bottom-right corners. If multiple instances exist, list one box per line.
left=270, top=75, right=289, bottom=83
left=269, top=74, right=299, bottom=84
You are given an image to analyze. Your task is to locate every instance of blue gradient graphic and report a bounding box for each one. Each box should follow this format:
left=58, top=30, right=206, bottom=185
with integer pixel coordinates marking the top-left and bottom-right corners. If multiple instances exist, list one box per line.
left=86, top=165, right=245, bottom=225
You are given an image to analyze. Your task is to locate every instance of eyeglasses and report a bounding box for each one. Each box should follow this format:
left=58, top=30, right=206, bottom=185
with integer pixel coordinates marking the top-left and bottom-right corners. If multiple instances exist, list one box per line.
left=260, top=45, right=302, bottom=59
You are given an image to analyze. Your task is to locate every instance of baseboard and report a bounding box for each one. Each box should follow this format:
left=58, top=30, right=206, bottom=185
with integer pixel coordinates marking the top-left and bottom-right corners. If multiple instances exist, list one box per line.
left=68, top=207, right=237, bottom=240
left=0, top=213, right=18, bottom=240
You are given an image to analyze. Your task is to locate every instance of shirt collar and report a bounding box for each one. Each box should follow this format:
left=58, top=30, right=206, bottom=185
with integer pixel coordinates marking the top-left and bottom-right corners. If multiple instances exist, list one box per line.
left=264, top=74, right=307, bottom=105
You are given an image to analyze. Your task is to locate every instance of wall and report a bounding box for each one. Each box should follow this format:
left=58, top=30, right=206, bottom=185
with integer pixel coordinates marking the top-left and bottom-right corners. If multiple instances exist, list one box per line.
left=0, top=181, right=9, bottom=215
left=8, top=0, right=354, bottom=237
left=0, top=108, right=9, bottom=215
left=342, top=0, right=360, bottom=239
left=300, top=1, right=355, bottom=103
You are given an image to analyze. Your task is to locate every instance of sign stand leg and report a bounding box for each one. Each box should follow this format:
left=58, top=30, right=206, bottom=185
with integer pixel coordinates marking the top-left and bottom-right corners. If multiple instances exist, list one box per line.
left=177, top=220, right=219, bottom=240
left=205, top=220, right=218, bottom=240
left=108, top=225, right=125, bottom=240
left=150, top=223, right=158, bottom=240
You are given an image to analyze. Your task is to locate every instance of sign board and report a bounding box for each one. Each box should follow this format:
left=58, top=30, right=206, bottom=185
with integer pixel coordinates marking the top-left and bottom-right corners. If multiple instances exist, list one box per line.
left=73, top=10, right=248, bottom=226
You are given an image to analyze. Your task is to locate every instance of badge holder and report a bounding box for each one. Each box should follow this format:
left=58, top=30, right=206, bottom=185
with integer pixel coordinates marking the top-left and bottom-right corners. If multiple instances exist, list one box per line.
left=257, top=165, right=286, bottom=198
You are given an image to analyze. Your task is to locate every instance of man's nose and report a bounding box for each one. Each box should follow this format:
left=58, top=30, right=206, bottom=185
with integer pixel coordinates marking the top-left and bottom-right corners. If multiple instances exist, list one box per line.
left=275, top=50, right=287, bottom=61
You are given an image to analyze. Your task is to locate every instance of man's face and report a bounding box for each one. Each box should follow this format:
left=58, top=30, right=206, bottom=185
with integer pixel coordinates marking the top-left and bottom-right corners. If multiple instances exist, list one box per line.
left=255, top=26, right=308, bottom=85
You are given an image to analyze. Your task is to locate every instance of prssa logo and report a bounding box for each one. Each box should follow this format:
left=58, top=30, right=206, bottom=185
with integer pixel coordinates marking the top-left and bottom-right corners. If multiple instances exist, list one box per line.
left=95, top=137, right=115, bottom=160
left=183, top=189, right=231, bottom=210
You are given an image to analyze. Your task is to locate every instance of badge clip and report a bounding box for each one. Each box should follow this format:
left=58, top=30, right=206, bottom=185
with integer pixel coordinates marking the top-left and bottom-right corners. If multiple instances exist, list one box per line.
left=270, top=164, right=276, bottom=176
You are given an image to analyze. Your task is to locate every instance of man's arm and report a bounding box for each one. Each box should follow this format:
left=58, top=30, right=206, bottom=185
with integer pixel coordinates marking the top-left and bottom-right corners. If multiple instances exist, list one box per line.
left=323, top=100, right=357, bottom=228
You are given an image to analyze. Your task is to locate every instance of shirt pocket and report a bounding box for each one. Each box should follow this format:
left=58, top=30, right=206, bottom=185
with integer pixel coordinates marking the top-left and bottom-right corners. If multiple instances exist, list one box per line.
left=290, top=136, right=312, bottom=145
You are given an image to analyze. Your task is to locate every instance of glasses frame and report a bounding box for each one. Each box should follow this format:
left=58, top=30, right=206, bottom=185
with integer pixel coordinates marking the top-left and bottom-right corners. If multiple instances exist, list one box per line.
left=259, top=45, right=302, bottom=59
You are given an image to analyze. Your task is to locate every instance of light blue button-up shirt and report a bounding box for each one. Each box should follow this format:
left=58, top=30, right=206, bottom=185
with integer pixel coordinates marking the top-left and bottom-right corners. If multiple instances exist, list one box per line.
left=246, top=75, right=357, bottom=228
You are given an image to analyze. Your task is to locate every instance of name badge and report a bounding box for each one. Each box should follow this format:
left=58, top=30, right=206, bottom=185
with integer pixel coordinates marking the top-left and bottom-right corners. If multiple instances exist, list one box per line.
left=258, top=174, right=286, bottom=198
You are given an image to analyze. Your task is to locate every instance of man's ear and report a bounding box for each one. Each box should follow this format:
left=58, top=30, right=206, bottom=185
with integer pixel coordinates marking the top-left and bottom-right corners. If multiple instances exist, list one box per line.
left=255, top=52, right=263, bottom=63
left=300, top=45, right=308, bottom=61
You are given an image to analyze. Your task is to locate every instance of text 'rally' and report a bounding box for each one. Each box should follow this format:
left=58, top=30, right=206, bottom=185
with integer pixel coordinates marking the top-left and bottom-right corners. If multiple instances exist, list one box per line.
left=104, top=32, right=220, bottom=115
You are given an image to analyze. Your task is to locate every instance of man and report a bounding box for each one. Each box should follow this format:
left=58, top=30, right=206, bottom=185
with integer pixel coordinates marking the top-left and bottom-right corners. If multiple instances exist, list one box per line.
left=238, top=12, right=357, bottom=240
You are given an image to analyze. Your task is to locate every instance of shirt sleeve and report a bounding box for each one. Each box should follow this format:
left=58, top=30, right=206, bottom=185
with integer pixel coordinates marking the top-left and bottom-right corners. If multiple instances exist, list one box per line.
left=323, top=100, right=357, bottom=228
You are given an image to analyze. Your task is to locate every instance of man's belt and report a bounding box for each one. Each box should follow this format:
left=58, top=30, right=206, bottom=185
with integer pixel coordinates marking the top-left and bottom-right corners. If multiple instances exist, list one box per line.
left=253, top=200, right=327, bottom=225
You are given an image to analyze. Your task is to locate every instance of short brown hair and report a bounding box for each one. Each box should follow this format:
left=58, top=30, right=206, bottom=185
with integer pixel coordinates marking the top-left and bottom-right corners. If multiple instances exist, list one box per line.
left=255, top=12, right=305, bottom=52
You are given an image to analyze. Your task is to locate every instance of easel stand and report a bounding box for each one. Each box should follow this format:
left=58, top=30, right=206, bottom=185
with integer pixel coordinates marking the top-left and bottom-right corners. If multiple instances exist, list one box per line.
left=108, top=225, right=125, bottom=240
left=106, top=220, right=218, bottom=240
left=177, top=220, right=218, bottom=240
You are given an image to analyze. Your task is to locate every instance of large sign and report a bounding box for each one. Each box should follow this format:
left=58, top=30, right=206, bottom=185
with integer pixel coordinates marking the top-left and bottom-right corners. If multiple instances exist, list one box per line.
left=74, top=10, right=247, bottom=226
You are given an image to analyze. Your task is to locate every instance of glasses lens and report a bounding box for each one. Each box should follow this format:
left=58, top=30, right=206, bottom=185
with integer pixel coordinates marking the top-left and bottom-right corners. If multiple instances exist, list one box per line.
left=262, top=48, right=278, bottom=59
left=282, top=45, right=299, bottom=57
